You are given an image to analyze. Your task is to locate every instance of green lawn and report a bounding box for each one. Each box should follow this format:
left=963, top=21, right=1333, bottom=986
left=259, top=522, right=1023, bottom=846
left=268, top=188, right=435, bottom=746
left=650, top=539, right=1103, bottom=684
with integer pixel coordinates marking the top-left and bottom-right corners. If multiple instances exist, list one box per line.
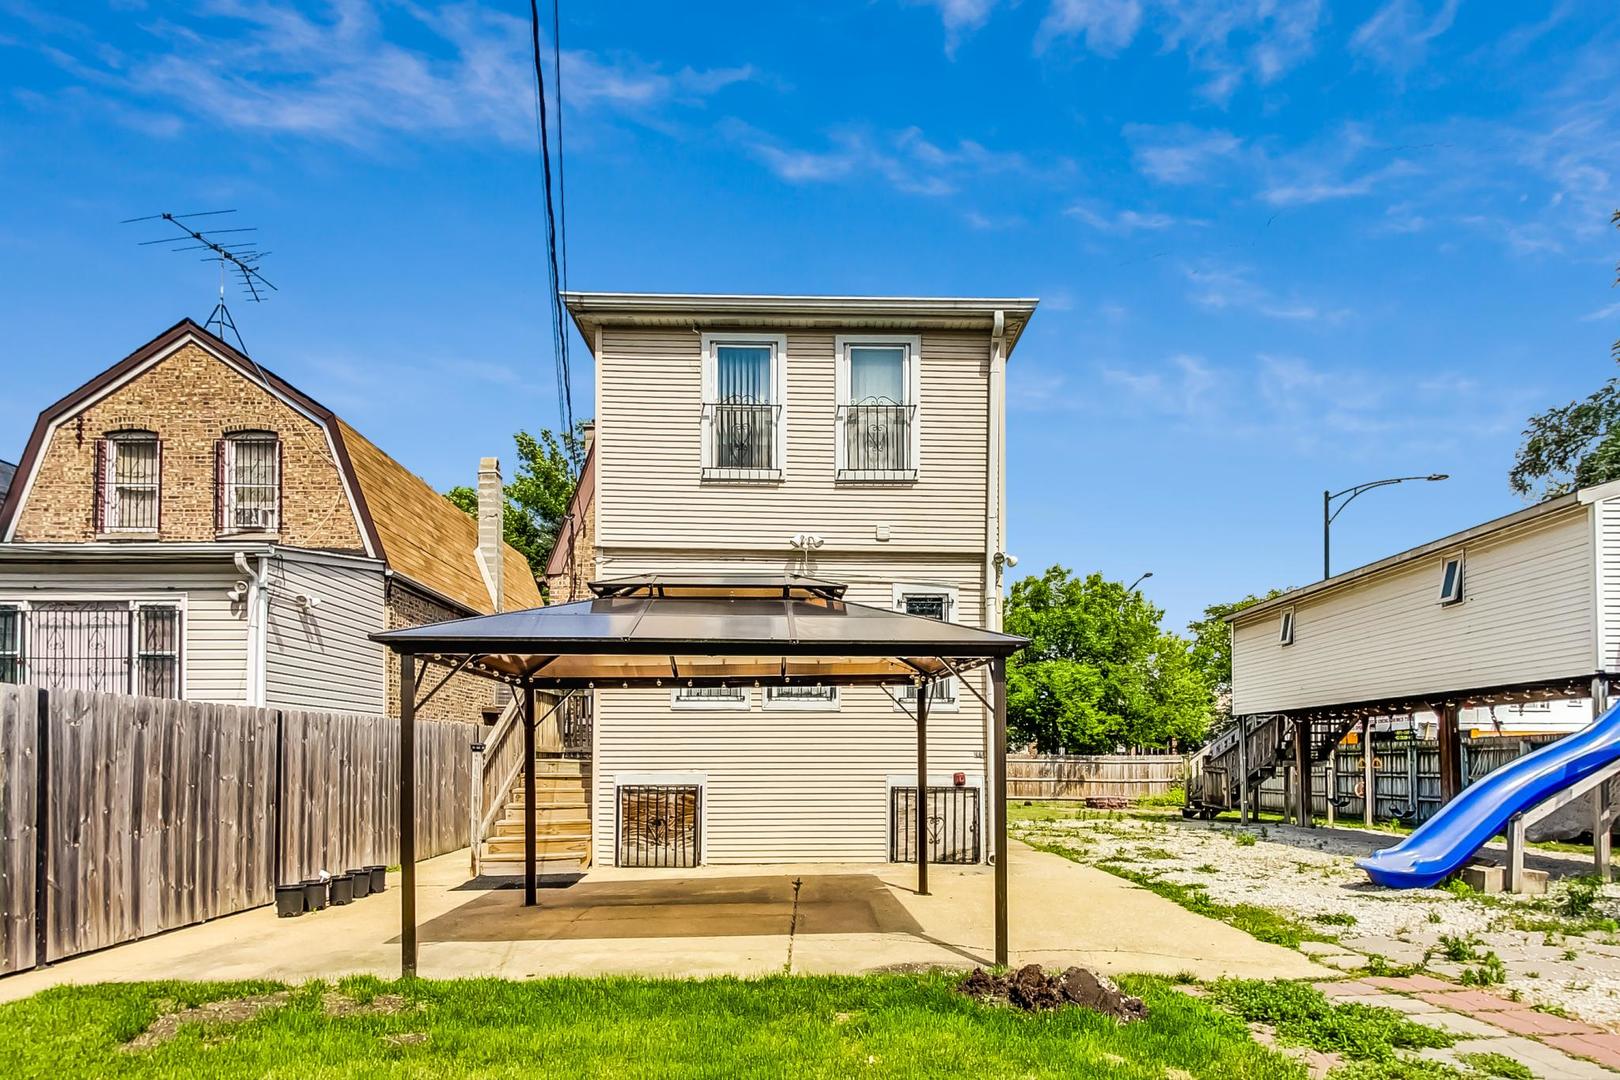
left=0, top=973, right=1306, bottom=1079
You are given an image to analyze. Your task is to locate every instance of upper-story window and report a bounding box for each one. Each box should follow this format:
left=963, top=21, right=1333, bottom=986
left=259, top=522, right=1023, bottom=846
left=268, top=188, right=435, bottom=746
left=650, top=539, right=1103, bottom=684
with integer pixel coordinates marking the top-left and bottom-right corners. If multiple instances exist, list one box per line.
left=894, top=581, right=958, bottom=709
left=701, top=334, right=786, bottom=481
left=217, top=432, right=281, bottom=534
left=1438, top=554, right=1464, bottom=605
left=96, top=430, right=160, bottom=533
left=836, top=335, right=920, bottom=481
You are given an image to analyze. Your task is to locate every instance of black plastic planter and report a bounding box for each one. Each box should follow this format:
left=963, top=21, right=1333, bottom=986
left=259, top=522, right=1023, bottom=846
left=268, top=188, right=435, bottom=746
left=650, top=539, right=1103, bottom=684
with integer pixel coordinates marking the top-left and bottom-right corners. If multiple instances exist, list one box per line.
left=302, top=879, right=327, bottom=911
left=367, top=866, right=386, bottom=893
left=330, top=872, right=355, bottom=905
left=348, top=868, right=371, bottom=899
left=275, top=884, right=305, bottom=918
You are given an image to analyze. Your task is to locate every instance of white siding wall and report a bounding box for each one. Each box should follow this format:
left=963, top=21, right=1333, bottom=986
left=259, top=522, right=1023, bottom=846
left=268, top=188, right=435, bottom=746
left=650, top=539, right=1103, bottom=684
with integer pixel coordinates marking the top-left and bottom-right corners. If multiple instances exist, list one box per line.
left=0, top=559, right=248, bottom=702
left=1592, top=493, right=1620, bottom=673
left=595, top=327, right=990, bottom=554
left=265, top=555, right=387, bottom=714
left=1231, top=508, right=1597, bottom=716
left=592, top=551, right=989, bottom=865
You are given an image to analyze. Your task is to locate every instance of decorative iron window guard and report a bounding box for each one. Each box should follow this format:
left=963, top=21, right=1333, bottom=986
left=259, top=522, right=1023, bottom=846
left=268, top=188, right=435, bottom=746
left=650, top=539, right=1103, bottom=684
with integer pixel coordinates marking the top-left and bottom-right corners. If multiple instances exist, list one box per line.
left=701, top=400, right=782, bottom=480
left=836, top=400, right=917, bottom=481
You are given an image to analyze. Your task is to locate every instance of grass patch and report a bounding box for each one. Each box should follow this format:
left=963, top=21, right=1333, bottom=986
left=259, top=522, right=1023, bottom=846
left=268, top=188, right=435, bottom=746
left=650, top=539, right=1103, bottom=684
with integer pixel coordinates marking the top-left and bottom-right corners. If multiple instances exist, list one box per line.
left=0, top=973, right=1310, bottom=1079
left=1234, top=831, right=1259, bottom=847
left=1312, top=912, right=1358, bottom=927
left=1207, top=979, right=1454, bottom=1063
left=1457, top=1050, right=1535, bottom=1079
left=1027, top=838, right=1334, bottom=949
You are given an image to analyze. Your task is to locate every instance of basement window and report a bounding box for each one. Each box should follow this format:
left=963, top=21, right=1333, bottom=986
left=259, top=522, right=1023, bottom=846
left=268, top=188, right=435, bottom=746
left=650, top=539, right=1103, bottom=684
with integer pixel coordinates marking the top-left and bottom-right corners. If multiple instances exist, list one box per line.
left=1439, top=555, right=1464, bottom=605
left=1279, top=608, right=1295, bottom=646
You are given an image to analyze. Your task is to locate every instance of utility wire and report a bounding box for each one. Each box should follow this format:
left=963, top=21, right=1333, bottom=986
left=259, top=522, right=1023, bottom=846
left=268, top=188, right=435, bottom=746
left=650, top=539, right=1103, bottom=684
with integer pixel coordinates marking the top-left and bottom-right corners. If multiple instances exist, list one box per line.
left=529, top=0, right=578, bottom=474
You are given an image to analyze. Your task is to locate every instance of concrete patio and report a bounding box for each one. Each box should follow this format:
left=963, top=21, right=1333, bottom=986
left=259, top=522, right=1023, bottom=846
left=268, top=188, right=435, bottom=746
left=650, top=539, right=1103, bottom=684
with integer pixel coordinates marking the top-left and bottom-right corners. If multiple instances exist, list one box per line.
left=0, top=840, right=1321, bottom=1001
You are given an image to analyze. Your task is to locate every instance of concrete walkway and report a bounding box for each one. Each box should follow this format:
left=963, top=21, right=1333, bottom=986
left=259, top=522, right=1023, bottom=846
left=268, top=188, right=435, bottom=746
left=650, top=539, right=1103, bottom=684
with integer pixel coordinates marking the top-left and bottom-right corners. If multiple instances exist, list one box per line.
left=0, top=840, right=1320, bottom=1001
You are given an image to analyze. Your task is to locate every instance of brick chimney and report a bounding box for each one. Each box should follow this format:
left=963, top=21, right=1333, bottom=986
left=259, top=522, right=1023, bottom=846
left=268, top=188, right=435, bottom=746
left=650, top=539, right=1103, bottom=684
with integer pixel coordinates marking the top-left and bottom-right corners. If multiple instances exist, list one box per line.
left=580, top=420, right=595, bottom=456
left=477, top=456, right=504, bottom=612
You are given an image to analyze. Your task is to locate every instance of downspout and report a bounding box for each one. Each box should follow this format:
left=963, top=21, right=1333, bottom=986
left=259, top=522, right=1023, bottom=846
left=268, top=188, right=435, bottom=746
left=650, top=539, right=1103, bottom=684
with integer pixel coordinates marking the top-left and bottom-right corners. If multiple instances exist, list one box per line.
left=235, top=551, right=270, bottom=706
left=985, top=310, right=1007, bottom=632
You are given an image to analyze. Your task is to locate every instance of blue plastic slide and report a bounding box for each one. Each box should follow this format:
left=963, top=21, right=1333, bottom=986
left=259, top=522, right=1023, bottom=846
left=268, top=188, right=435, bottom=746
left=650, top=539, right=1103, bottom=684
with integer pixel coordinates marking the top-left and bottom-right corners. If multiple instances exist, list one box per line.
left=1358, top=698, right=1620, bottom=888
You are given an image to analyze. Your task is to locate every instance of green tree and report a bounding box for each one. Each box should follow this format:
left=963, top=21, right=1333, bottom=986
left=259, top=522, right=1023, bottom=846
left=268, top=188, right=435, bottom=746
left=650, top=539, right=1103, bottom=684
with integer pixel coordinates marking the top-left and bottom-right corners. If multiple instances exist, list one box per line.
left=1003, top=566, right=1215, bottom=754
left=1186, top=589, right=1287, bottom=723
left=447, top=425, right=585, bottom=592
left=1509, top=210, right=1620, bottom=500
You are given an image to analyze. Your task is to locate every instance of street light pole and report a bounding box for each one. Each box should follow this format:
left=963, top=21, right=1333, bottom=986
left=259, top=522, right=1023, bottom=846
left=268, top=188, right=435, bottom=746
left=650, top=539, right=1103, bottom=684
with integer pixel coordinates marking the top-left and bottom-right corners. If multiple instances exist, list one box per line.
left=1127, top=571, right=1153, bottom=593
left=1323, top=474, right=1449, bottom=579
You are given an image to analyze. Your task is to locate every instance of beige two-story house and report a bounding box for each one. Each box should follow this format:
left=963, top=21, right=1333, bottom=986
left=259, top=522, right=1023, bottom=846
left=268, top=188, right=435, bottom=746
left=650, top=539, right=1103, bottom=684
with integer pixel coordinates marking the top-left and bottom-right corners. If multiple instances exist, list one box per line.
left=553, top=292, right=1036, bottom=866
left=0, top=318, right=540, bottom=722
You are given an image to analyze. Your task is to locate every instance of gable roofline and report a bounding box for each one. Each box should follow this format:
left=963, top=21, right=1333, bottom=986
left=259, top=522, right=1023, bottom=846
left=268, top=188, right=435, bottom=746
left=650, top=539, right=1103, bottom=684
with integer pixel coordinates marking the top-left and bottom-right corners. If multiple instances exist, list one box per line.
left=562, top=291, right=1040, bottom=358
left=0, top=319, right=383, bottom=557
left=1224, top=487, right=1610, bottom=625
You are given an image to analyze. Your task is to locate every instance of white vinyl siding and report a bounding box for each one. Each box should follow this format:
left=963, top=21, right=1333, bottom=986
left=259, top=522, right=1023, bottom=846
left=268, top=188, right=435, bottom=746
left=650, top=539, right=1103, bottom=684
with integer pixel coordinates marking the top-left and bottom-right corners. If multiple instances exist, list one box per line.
left=0, top=560, right=247, bottom=702
left=264, top=555, right=387, bottom=714
left=596, top=328, right=990, bottom=553
left=1231, top=508, right=1597, bottom=716
left=591, top=552, right=987, bottom=864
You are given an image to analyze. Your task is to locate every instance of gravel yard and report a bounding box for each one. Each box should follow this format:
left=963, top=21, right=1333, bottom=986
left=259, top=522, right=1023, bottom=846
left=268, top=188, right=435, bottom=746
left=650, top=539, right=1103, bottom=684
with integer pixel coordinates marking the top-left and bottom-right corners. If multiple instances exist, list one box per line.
left=1013, top=808, right=1620, bottom=1028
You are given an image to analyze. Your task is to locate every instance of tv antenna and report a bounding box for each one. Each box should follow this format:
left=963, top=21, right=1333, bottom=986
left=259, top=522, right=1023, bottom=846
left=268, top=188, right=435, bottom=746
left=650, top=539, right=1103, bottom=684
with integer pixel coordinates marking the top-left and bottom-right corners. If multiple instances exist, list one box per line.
left=123, top=210, right=276, bottom=354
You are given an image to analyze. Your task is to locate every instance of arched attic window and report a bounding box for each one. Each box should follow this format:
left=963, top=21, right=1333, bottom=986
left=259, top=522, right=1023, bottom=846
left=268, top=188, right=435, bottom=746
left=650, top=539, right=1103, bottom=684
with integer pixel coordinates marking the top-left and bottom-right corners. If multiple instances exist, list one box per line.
left=96, top=429, right=161, bottom=533
left=216, top=430, right=282, bottom=535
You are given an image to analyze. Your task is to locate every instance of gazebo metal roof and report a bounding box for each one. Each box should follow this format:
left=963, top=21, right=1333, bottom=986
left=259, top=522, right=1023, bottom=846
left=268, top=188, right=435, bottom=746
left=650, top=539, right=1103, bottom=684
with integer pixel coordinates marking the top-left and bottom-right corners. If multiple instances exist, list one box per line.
left=371, top=574, right=1026, bottom=689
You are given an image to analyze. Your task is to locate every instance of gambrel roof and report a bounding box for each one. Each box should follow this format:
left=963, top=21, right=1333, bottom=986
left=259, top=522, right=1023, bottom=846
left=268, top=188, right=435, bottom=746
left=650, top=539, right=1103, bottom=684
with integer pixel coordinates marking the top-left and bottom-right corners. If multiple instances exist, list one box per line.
left=0, top=319, right=541, bottom=615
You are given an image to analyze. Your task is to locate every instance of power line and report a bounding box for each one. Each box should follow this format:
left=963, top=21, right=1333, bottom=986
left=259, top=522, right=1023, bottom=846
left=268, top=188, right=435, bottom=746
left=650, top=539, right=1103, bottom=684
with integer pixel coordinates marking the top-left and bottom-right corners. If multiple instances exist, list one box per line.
left=529, top=0, right=578, bottom=474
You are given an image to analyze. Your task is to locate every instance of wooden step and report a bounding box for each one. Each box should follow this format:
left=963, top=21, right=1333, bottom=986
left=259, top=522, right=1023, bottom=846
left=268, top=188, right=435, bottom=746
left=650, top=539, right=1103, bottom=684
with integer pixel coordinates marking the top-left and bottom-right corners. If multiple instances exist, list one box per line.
left=484, top=836, right=589, bottom=857
left=529, top=758, right=590, bottom=778
left=499, top=807, right=588, bottom=826
left=479, top=850, right=588, bottom=871
left=507, top=784, right=590, bottom=802
left=492, top=819, right=590, bottom=839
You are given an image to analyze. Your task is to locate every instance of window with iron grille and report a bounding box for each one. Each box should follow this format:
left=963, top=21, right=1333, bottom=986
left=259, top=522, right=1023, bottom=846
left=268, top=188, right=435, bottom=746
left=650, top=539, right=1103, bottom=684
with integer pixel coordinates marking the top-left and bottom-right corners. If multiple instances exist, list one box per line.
left=616, top=784, right=701, bottom=867
left=836, top=336, right=919, bottom=481
left=890, top=785, right=981, bottom=863
left=764, top=683, right=838, bottom=709
left=0, top=600, right=182, bottom=698
left=220, top=433, right=281, bottom=534
left=894, top=585, right=957, bottom=706
left=98, top=432, right=160, bottom=532
left=701, top=335, right=785, bottom=480
left=672, top=685, right=750, bottom=709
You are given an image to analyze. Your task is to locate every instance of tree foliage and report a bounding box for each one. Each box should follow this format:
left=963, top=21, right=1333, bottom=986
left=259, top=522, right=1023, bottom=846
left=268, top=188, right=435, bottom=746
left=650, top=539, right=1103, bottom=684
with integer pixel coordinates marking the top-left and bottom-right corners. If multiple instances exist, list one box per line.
left=1186, top=589, right=1288, bottom=722
left=1004, top=566, right=1215, bottom=754
left=1509, top=209, right=1620, bottom=500
left=447, top=425, right=585, bottom=593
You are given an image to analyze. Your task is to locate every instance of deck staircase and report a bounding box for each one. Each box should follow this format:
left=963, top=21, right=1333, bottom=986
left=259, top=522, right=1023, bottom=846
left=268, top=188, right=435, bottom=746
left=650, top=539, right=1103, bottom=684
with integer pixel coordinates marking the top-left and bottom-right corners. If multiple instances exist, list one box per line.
left=1186, top=714, right=1359, bottom=818
left=479, top=756, right=592, bottom=873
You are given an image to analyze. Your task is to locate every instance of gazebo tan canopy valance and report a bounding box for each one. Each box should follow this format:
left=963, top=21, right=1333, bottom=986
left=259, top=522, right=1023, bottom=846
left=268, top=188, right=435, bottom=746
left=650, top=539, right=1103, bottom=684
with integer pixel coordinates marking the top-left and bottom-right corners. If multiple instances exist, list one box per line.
left=372, top=573, right=1026, bottom=689
left=372, top=573, right=1024, bottom=976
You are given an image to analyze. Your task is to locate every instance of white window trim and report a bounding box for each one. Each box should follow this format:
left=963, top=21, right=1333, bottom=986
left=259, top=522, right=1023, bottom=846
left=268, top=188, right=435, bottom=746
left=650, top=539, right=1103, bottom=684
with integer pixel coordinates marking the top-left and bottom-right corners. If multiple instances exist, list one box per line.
left=1279, top=607, right=1295, bottom=646
left=762, top=684, right=841, bottom=711
left=700, top=332, right=788, bottom=481
left=612, top=772, right=707, bottom=867
left=891, top=580, right=960, bottom=713
left=1438, top=553, right=1465, bottom=605
left=670, top=686, right=752, bottom=710
left=222, top=433, right=282, bottom=535
left=834, top=334, right=921, bottom=481
left=0, top=593, right=189, bottom=699
left=103, top=433, right=160, bottom=534
left=886, top=773, right=987, bottom=866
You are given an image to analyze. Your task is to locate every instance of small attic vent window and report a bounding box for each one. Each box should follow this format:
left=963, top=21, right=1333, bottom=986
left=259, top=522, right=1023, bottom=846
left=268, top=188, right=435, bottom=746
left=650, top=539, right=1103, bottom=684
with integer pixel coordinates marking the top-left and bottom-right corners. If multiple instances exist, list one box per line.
left=1439, top=556, right=1464, bottom=605
left=1279, top=608, right=1295, bottom=646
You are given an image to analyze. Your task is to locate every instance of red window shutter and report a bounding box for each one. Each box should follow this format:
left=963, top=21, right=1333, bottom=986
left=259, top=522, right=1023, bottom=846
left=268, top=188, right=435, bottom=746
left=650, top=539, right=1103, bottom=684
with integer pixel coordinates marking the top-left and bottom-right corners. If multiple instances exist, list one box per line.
left=214, top=439, right=226, bottom=533
left=153, top=439, right=162, bottom=534
left=275, top=439, right=284, bottom=533
left=93, top=438, right=108, bottom=532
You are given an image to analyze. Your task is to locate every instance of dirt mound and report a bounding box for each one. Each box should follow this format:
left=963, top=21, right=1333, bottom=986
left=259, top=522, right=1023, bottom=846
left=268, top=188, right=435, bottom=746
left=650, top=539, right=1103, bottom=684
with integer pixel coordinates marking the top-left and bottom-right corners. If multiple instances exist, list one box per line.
left=959, top=964, right=1147, bottom=1021
left=124, top=991, right=292, bottom=1050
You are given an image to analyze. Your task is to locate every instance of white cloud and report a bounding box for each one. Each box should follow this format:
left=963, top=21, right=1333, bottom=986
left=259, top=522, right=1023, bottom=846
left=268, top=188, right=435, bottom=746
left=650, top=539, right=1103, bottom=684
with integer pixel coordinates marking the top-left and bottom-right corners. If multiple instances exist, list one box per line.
left=1124, top=124, right=1244, bottom=184
left=1182, top=261, right=1352, bottom=324
left=1350, top=0, right=1462, bottom=74
left=1103, top=353, right=1219, bottom=417
left=1066, top=203, right=1179, bottom=233
left=1582, top=300, right=1620, bottom=322
left=910, top=0, right=1001, bottom=56
left=1037, top=0, right=1144, bottom=56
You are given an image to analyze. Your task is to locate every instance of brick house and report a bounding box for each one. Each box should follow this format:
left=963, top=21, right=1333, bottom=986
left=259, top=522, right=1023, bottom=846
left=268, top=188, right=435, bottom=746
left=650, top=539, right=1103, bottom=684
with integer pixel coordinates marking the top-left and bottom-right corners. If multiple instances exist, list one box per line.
left=0, top=318, right=541, bottom=721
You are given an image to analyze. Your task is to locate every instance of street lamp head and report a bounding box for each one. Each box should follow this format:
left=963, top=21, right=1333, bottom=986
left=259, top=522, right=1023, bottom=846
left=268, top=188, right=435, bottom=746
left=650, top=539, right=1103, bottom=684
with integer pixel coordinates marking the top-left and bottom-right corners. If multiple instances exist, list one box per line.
left=1427, top=474, right=1449, bottom=482
left=1141, top=571, right=1153, bottom=580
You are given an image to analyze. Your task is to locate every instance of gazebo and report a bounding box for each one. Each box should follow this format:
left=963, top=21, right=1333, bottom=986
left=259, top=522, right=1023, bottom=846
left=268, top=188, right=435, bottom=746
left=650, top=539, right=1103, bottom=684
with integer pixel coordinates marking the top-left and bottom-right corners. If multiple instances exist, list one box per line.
left=373, top=574, right=1026, bottom=974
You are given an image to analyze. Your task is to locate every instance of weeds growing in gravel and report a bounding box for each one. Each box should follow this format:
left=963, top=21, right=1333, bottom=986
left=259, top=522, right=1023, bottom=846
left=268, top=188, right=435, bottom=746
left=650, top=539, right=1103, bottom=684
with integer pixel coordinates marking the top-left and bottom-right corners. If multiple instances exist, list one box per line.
left=1312, top=912, right=1358, bottom=927
left=1233, top=831, right=1258, bottom=847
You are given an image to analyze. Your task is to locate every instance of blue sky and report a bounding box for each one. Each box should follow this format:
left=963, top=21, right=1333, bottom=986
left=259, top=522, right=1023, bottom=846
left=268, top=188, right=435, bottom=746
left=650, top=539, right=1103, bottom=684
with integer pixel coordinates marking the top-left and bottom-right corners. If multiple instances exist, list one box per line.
left=1, top=1, right=1616, bottom=630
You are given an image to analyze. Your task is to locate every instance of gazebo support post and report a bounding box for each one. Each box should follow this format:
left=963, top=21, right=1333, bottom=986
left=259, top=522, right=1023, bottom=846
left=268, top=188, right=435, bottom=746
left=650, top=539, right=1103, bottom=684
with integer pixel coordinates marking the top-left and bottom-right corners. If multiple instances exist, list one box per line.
left=993, top=656, right=1008, bottom=967
left=915, top=680, right=930, bottom=896
left=399, top=653, right=418, bottom=977
left=523, top=681, right=537, bottom=906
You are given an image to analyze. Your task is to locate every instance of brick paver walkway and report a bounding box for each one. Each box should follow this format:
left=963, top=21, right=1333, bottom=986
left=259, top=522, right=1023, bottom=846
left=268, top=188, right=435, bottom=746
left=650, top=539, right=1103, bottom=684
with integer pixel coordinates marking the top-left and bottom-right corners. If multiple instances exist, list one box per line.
left=1317, top=976, right=1620, bottom=1077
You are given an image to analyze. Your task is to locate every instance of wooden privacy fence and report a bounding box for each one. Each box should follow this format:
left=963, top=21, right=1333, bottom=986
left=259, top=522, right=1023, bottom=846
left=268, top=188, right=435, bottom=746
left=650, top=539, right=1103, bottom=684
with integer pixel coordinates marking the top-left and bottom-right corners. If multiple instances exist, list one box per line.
left=0, top=684, right=473, bottom=976
left=1256, top=734, right=1564, bottom=823
left=1006, top=754, right=1185, bottom=800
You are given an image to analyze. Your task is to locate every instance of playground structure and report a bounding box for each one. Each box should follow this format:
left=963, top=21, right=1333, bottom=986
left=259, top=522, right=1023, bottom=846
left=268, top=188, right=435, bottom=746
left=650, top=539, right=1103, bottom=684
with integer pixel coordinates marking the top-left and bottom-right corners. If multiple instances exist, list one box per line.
left=1211, top=480, right=1620, bottom=890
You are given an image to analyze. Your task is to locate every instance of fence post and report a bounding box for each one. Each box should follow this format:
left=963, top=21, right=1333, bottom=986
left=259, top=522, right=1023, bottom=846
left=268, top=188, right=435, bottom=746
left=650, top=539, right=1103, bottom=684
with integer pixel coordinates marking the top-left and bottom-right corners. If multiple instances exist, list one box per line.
left=271, top=710, right=284, bottom=891
left=1325, top=748, right=1336, bottom=827
left=1407, top=745, right=1419, bottom=821
left=1363, top=719, right=1374, bottom=827
left=469, top=738, right=485, bottom=877
left=33, top=686, right=48, bottom=971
